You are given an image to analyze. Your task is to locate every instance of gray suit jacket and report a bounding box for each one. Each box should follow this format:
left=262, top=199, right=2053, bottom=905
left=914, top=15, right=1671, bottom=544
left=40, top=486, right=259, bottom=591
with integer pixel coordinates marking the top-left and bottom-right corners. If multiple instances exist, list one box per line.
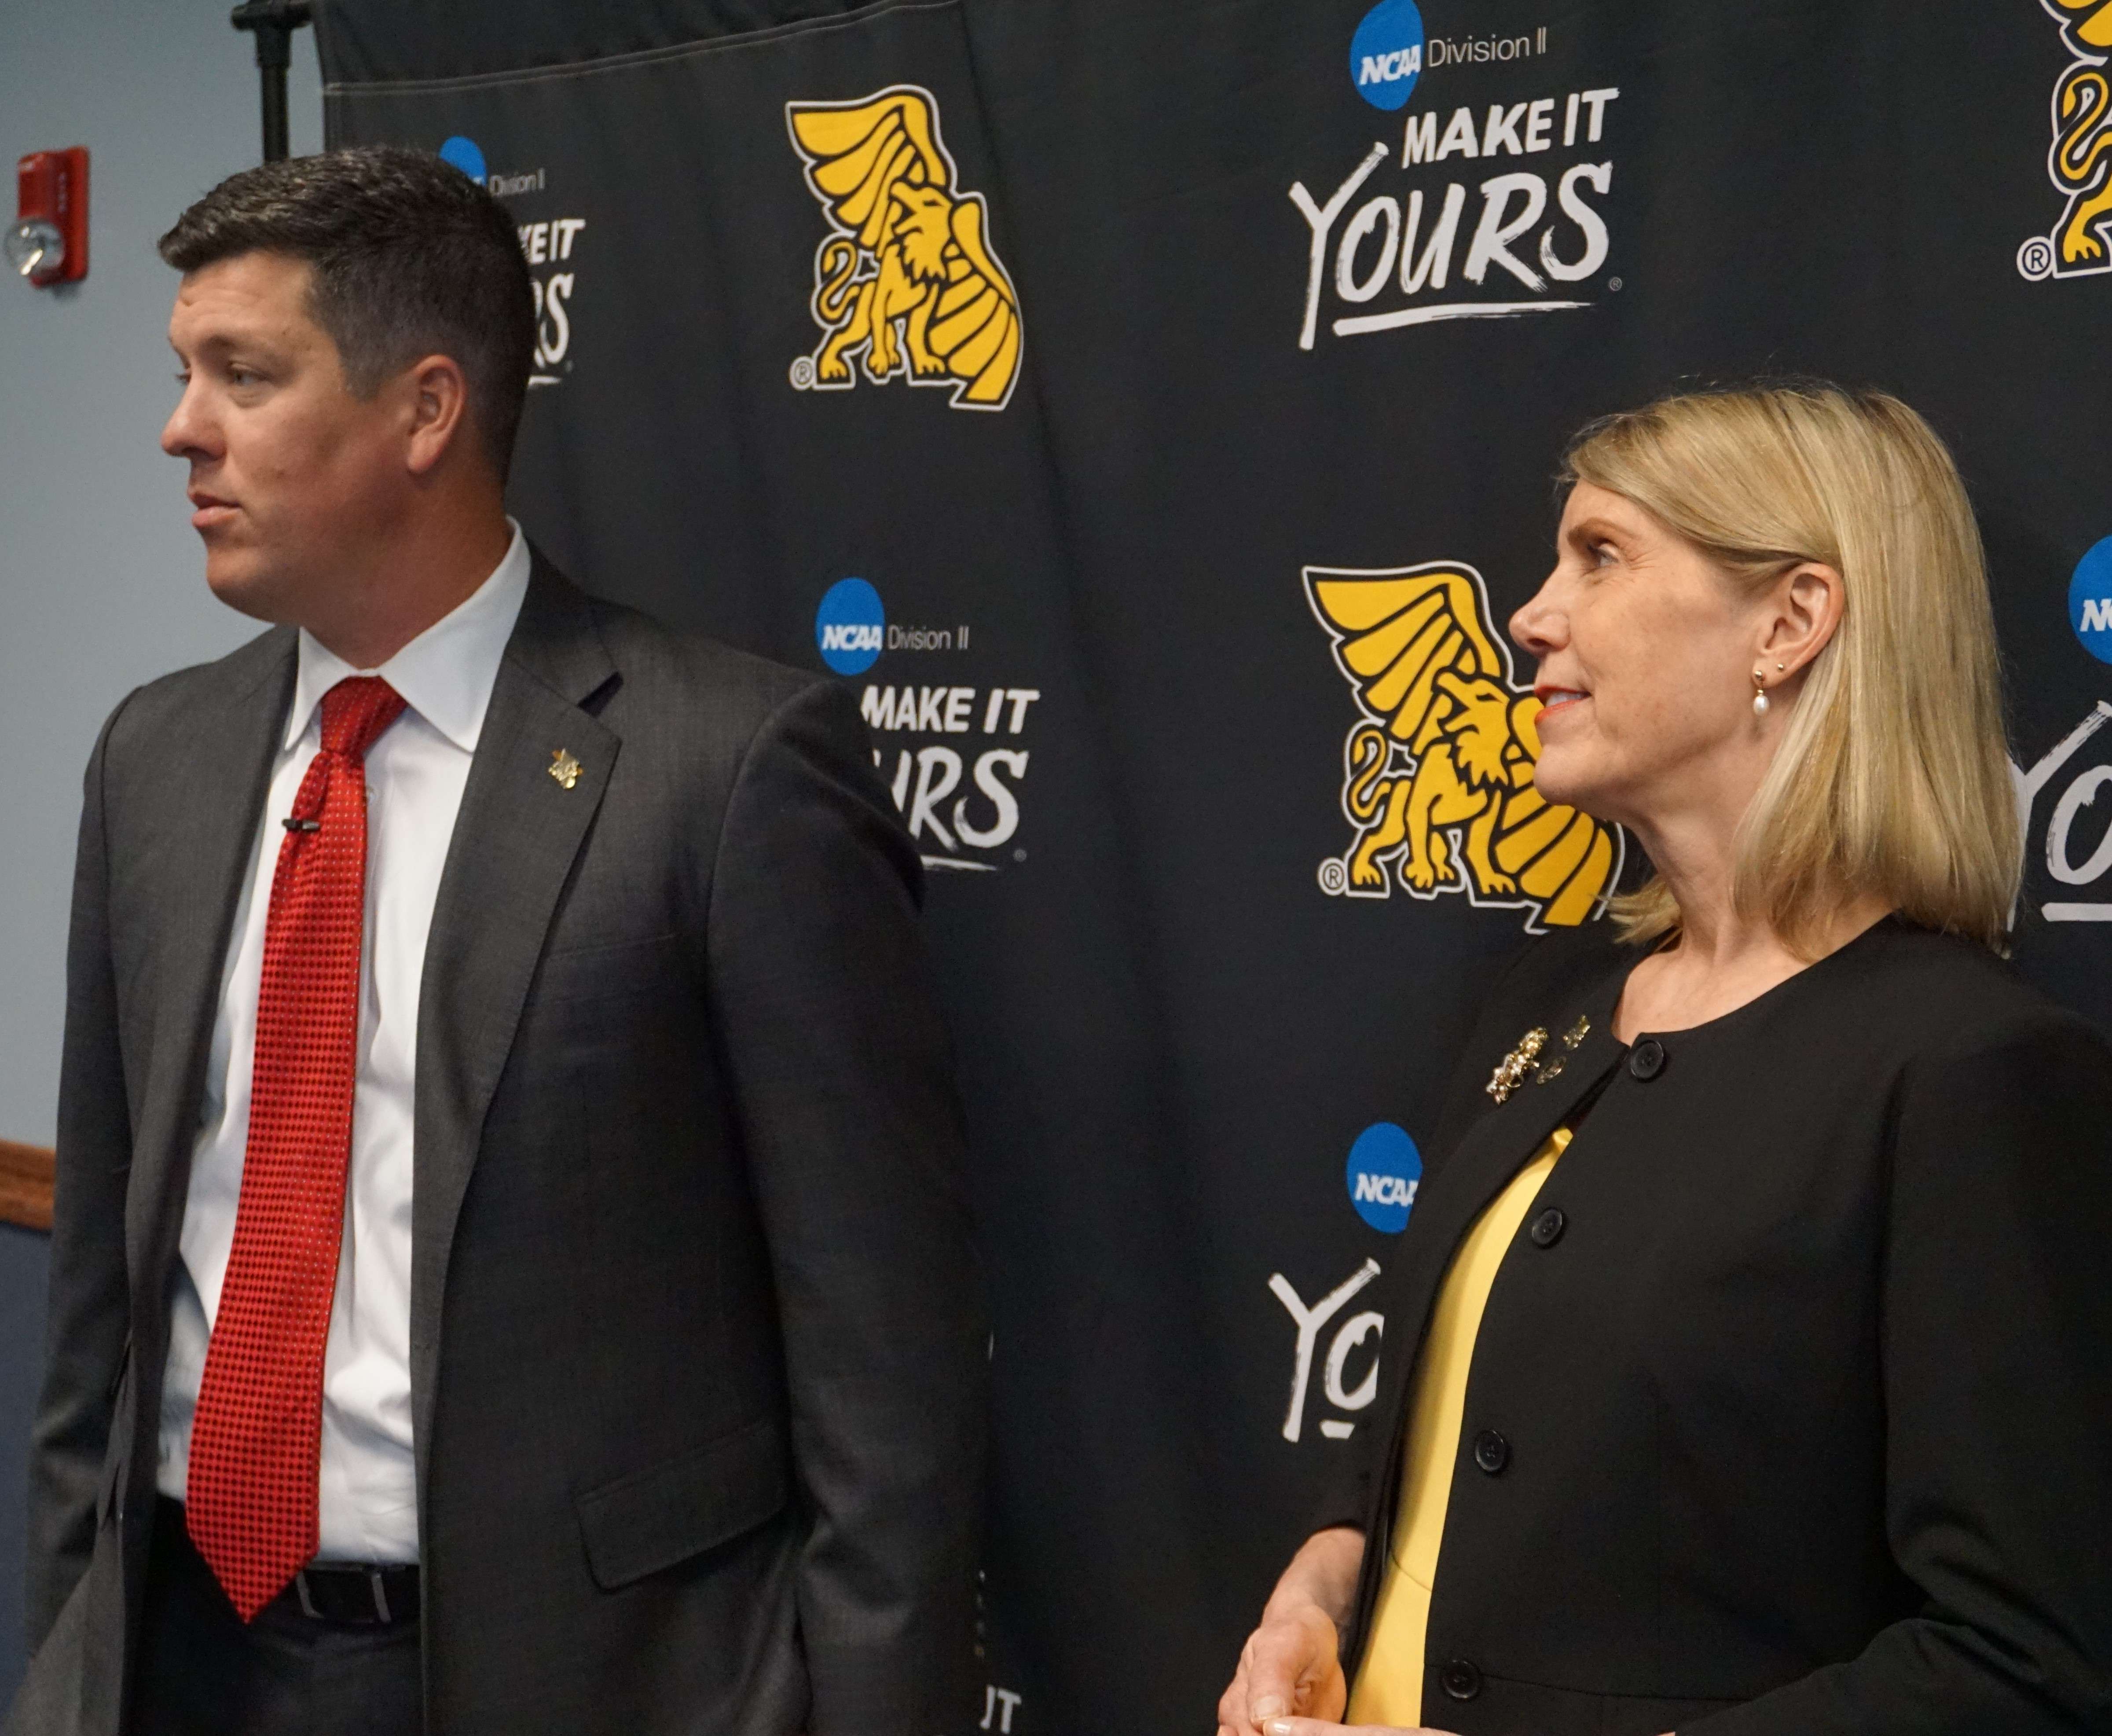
left=11, top=553, right=987, bottom=1736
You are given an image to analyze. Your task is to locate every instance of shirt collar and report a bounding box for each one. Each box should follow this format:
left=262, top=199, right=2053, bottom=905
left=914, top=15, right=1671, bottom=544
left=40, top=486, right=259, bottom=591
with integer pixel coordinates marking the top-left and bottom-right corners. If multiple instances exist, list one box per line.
left=286, top=520, right=532, bottom=755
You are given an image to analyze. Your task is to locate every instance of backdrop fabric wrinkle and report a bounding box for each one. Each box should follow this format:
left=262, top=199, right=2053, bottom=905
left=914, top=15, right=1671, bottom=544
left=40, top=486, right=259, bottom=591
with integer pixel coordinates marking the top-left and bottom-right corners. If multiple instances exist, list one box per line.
left=318, top=0, right=2112, bottom=1729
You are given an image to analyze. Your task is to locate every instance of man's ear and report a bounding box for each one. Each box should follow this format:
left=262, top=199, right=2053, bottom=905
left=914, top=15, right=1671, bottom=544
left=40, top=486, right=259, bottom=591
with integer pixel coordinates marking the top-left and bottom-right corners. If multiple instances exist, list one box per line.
left=403, top=353, right=473, bottom=478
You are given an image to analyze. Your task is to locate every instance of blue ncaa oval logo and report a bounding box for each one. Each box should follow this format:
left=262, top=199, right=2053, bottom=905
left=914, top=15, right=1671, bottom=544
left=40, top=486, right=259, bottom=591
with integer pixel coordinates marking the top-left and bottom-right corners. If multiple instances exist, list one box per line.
left=438, top=136, right=487, bottom=182
left=2071, top=537, right=2112, bottom=666
left=1349, top=0, right=1424, bottom=111
left=1345, top=1122, right=1422, bottom=1233
left=816, top=577, right=886, bottom=675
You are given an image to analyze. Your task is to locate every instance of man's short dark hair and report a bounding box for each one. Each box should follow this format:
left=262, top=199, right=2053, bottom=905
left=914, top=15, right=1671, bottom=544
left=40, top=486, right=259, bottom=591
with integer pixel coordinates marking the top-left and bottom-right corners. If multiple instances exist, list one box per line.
left=160, top=146, right=536, bottom=478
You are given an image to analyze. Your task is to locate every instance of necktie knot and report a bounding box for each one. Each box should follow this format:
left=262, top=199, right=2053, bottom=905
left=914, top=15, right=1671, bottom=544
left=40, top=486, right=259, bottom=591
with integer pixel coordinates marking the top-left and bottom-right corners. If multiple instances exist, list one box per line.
left=320, top=677, right=406, bottom=762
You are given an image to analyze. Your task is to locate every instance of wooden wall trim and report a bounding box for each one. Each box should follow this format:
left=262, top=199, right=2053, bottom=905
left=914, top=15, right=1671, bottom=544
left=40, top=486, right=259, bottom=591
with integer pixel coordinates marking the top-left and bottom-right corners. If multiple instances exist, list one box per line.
left=0, top=1139, right=55, bottom=1233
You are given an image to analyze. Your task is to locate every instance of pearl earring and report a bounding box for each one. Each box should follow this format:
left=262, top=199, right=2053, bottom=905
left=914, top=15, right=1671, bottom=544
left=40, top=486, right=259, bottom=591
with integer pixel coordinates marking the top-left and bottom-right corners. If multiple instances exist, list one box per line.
left=1752, top=665, right=1769, bottom=717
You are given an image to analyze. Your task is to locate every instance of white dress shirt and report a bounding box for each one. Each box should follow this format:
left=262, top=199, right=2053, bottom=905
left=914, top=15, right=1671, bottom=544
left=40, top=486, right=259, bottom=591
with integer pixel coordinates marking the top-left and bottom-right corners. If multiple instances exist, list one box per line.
left=158, top=523, right=532, bottom=1564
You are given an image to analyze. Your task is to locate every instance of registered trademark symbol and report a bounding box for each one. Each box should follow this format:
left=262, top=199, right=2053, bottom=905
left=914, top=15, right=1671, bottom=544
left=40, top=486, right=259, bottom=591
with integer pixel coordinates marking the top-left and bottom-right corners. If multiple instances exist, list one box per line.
left=1317, top=858, right=1349, bottom=896
left=788, top=355, right=816, bottom=390
left=1012, top=848, right=1027, bottom=862
left=2017, top=236, right=2055, bottom=281
left=1607, top=276, right=1623, bottom=291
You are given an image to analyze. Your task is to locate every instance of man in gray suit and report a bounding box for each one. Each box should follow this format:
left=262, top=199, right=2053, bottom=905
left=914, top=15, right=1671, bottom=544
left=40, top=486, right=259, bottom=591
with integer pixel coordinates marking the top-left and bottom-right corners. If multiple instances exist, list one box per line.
left=10, top=147, right=985, bottom=1736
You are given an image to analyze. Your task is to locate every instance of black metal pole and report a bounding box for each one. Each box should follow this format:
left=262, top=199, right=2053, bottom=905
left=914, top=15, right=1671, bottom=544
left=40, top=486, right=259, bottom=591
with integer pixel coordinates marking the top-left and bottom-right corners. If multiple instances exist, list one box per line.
left=230, top=1, right=313, bottom=165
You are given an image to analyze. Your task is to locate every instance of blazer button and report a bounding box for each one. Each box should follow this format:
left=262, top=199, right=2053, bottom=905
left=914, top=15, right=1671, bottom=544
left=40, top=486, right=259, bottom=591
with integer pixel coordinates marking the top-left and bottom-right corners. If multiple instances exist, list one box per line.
left=1628, top=1039, right=1666, bottom=1080
left=1471, top=1429, right=1510, bottom=1474
left=1440, top=1657, right=1483, bottom=1700
left=1529, top=1206, right=1566, bottom=1248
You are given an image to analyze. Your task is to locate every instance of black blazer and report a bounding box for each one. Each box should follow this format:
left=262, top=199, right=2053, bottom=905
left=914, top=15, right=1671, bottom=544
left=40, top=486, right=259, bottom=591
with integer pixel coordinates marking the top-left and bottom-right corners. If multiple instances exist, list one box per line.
left=1318, top=917, right=2112, bottom=1735
left=11, top=555, right=987, bottom=1736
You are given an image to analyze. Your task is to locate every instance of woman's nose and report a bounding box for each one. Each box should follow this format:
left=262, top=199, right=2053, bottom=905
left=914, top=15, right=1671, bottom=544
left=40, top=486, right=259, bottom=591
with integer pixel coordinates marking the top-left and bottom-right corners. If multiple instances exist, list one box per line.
left=1510, top=576, right=1564, bottom=656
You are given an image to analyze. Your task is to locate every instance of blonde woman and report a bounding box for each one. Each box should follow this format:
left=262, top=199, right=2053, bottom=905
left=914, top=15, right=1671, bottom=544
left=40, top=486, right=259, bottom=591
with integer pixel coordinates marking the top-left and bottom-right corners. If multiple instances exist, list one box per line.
left=1218, top=386, right=2112, bottom=1736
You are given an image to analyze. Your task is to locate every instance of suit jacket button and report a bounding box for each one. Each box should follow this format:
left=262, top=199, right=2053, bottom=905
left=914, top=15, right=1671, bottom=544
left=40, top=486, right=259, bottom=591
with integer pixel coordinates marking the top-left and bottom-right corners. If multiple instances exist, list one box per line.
left=1529, top=1206, right=1566, bottom=1247
left=1440, top=1658, right=1483, bottom=1700
left=1471, top=1429, right=1510, bottom=1475
left=1628, top=1039, right=1666, bottom=1080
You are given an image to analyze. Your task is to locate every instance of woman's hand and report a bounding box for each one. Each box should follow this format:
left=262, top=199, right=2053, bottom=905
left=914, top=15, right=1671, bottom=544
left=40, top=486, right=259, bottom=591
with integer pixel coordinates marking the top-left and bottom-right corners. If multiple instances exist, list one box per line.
left=1216, top=1527, right=1365, bottom=1736
left=1216, top=1599, right=1346, bottom=1736
left=1249, top=1722, right=1455, bottom=1736
left=1246, top=1723, right=1665, bottom=1736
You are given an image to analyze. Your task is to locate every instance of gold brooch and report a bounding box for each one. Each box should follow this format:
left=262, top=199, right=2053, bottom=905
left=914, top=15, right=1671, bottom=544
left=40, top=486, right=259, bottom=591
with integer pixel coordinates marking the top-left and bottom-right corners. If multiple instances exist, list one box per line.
left=1533, top=1014, right=1592, bottom=1084
left=1487, top=1027, right=1548, bottom=1103
left=548, top=748, right=582, bottom=790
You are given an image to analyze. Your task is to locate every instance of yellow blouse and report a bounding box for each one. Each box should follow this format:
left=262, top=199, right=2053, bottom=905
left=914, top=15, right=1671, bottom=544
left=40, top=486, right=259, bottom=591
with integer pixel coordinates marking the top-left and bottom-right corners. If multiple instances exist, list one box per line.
left=1346, top=1127, right=1572, bottom=1728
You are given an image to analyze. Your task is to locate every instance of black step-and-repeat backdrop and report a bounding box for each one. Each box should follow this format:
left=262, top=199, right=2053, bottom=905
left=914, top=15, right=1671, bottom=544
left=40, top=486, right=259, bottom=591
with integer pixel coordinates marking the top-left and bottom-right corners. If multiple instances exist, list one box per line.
left=319, top=2, right=2112, bottom=1729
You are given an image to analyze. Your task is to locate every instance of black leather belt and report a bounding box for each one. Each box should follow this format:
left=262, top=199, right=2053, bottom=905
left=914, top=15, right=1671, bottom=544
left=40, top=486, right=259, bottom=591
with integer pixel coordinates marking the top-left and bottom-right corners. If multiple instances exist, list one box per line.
left=290, top=1560, right=421, bottom=1627
left=154, top=1497, right=419, bottom=1628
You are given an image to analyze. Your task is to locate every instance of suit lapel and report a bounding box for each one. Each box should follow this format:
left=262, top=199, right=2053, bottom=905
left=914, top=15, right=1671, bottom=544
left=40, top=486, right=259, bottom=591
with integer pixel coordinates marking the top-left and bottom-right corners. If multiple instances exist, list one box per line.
left=1343, top=965, right=1629, bottom=1662
left=127, top=635, right=295, bottom=1292
left=1360, top=980, right=1622, bottom=1495
left=409, top=556, right=619, bottom=1486
left=1374, top=970, right=1628, bottom=1443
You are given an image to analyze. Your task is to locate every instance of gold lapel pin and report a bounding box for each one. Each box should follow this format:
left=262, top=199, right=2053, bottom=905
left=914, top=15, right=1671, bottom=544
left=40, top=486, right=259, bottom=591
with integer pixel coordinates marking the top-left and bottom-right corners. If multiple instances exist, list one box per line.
left=548, top=748, right=582, bottom=790
left=1487, top=1026, right=1548, bottom=1104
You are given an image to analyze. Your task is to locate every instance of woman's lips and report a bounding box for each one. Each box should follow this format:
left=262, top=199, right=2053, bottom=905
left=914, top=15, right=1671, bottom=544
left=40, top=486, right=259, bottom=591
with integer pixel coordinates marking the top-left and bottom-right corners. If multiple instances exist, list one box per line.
left=1536, top=688, right=1588, bottom=715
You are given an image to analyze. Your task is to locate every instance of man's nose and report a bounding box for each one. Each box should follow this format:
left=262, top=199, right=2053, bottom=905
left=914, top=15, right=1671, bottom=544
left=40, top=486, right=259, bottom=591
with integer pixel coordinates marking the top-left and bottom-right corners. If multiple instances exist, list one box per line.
left=161, top=381, right=210, bottom=459
left=160, top=402, right=191, bottom=459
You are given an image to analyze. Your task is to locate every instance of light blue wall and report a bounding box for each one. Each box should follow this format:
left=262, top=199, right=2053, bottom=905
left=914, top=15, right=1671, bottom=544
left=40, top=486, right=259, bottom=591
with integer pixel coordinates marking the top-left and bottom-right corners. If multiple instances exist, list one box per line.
left=0, top=1, right=323, bottom=1146
left=0, top=0, right=321, bottom=1702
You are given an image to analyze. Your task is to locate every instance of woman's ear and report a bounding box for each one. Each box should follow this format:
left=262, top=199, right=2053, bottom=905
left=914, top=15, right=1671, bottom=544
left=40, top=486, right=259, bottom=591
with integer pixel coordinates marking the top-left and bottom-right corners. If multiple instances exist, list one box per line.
left=1760, top=562, right=1844, bottom=677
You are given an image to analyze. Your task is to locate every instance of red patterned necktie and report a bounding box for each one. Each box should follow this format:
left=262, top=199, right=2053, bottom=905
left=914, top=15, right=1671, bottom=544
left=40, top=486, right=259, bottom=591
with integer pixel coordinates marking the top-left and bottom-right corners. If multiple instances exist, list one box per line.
left=187, top=675, right=405, bottom=1620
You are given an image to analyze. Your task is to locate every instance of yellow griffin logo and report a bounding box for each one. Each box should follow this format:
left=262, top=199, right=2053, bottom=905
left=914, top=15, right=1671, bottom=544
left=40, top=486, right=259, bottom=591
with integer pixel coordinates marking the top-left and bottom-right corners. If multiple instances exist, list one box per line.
left=1305, top=562, right=1622, bottom=930
left=785, top=86, right=1022, bottom=409
left=2022, top=0, right=2112, bottom=277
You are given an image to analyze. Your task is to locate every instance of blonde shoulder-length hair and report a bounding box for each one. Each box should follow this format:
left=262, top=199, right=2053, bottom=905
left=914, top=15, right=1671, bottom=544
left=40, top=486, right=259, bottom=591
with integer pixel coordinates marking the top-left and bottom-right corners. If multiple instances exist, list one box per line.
left=1563, top=384, right=2018, bottom=955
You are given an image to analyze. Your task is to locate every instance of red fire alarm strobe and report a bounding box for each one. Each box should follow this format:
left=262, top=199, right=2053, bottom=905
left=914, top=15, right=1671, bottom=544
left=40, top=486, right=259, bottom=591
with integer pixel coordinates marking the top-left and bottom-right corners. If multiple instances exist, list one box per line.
left=8, top=147, right=90, bottom=286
